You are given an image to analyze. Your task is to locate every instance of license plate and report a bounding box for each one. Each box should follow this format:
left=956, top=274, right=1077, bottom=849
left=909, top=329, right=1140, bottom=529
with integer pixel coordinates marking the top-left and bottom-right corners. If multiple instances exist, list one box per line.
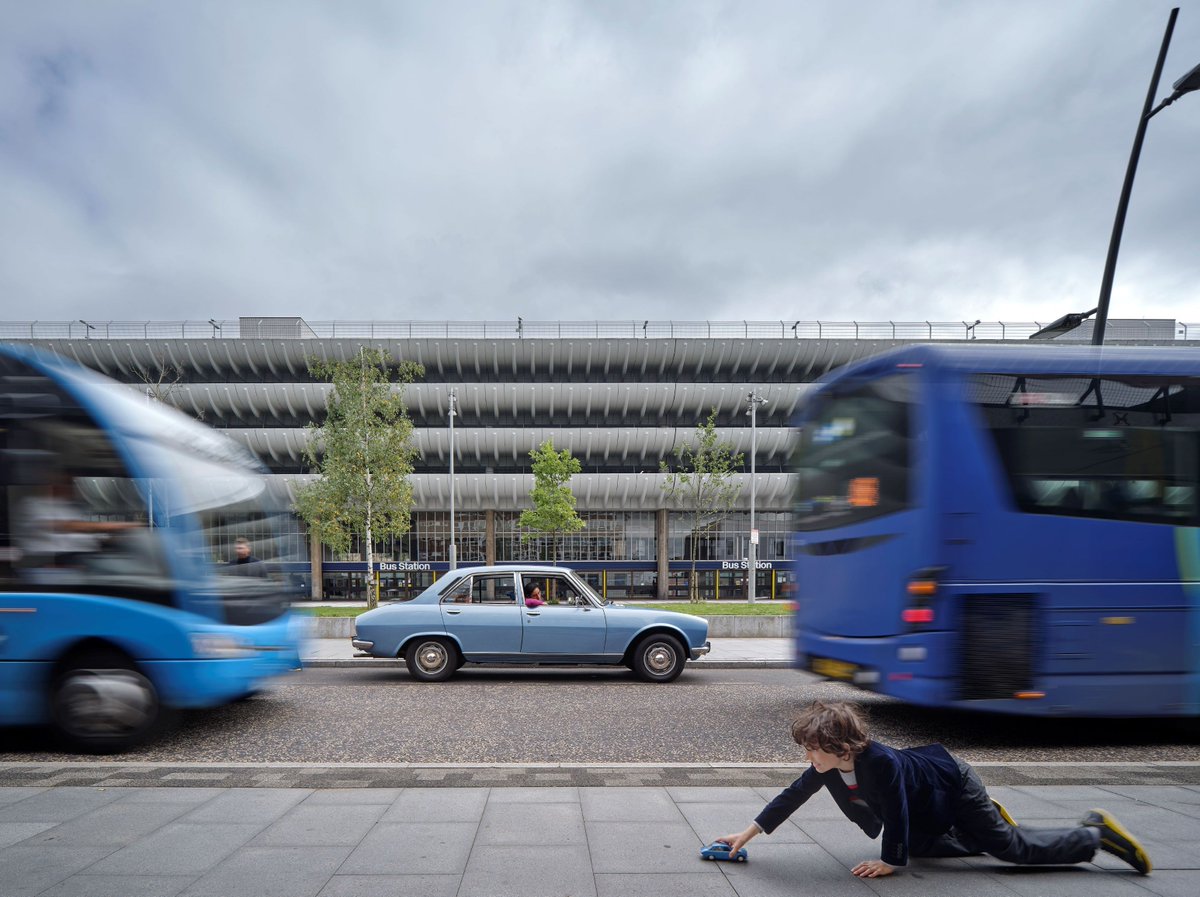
left=811, top=656, right=858, bottom=680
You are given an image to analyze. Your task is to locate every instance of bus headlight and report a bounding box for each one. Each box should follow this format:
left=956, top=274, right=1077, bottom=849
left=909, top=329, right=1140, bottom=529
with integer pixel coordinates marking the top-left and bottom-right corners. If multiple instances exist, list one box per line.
left=191, top=634, right=255, bottom=658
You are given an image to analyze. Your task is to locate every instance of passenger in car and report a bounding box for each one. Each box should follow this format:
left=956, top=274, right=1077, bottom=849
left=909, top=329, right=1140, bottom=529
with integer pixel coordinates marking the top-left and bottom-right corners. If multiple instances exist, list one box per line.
left=523, top=581, right=545, bottom=608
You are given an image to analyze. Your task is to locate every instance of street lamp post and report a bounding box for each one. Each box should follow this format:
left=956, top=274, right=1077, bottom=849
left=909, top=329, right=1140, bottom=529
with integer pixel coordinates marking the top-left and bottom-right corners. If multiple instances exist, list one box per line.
left=746, top=391, right=768, bottom=602
left=1093, top=7, right=1200, bottom=345
left=448, top=388, right=458, bottom=570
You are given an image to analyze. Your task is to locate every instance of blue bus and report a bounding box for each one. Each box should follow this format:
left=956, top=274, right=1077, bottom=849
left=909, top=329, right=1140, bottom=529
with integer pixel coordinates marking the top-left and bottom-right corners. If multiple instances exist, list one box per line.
left=793, top=344, right=1200, bottom=718
left=0, top=344, right=304, bottom=750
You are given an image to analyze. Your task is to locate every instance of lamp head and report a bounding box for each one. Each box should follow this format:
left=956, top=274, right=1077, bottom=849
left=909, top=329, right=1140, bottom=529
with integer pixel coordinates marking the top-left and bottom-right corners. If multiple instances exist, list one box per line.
left=1172, top=62, right=1200, bottom=95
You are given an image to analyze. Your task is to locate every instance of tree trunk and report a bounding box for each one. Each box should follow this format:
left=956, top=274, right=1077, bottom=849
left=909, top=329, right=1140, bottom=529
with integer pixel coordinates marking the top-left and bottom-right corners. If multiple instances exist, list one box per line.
left=689, top=511, right=700, bottom=603
left=365, top=500, right=376, bottom=610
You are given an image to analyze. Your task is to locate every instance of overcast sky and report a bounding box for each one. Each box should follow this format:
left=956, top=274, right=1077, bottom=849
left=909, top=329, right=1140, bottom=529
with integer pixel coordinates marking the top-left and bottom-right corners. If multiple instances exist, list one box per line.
left=2, top=0, right=1199, bottom=327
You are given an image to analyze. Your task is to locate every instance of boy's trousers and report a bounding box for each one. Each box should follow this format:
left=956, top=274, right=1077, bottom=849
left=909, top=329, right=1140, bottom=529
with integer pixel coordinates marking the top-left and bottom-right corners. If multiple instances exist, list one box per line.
left=910, top=762, right=1100, bottom=865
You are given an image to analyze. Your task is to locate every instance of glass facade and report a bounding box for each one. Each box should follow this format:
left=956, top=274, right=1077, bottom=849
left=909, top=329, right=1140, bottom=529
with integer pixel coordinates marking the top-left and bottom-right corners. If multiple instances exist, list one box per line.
left=494, top=511, right=656, bottom=563
left=667, top=511, right=790, bottom=562
left=303, top=508, right=793, bottom=601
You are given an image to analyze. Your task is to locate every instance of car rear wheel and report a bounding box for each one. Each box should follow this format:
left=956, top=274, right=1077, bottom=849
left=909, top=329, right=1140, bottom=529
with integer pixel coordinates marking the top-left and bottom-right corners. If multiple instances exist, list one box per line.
left=50, top=649, right=162, bottom=753
left=631, top=634, right=685, bottom=683
left=405, top=637, right=457, bottom=682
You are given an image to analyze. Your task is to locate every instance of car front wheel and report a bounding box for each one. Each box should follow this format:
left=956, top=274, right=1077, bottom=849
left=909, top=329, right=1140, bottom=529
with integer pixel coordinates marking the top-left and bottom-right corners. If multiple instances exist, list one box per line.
left=631, top=634, right=685, bottom=683
left=405, top=637, right=457, bottom=682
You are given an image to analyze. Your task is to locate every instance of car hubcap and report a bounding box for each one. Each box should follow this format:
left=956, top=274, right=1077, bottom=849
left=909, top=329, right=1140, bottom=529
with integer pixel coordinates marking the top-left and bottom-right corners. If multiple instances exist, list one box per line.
left=417, top=643, right=448, bottom=674
left=56, top=668, right=155, bottom=736
left=645, top=643, right=676, bottom=674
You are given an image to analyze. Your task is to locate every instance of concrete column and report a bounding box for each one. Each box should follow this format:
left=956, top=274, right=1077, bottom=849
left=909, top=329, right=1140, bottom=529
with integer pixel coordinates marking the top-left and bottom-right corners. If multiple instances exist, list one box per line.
left=656, top=508, right=669, bottom=600
left=309, top=529, right=323, bottom=599
left=485, top=509, right=496, bottom=565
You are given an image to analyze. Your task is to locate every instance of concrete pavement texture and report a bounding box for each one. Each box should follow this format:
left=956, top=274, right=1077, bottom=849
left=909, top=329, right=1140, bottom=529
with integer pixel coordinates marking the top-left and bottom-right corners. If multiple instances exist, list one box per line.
left=2, top=783, right=1198, bottom=897
left=301, top=636, right=792, bottom=668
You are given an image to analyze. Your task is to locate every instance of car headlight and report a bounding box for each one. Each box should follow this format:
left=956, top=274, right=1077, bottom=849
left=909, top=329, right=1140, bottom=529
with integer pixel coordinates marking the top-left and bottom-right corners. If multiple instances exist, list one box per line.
left=191, top=634, right=256, bottom=658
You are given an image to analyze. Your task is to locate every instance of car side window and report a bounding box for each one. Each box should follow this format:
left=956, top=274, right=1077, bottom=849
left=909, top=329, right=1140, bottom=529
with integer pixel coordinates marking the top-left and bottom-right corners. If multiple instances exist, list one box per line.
left=441, top=580, right=472, bottom=604
left=539, top=575, right=590, bottom=607
left=471, top=573, right=516, bottom=605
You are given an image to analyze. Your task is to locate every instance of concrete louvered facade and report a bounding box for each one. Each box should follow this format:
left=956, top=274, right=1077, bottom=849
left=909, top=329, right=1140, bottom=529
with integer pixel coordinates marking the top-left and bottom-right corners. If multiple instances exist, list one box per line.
left=10, top=318, right=1185, bottom=600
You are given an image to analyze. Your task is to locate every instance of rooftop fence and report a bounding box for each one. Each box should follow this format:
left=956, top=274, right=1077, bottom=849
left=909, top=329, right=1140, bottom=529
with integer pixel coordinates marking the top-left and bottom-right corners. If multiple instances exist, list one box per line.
left=1, top=319, right=1195, bottom=341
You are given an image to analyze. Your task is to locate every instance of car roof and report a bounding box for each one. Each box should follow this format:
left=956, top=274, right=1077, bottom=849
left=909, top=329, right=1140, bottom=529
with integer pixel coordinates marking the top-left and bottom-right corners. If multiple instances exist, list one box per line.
left=445, top=565, right=576, bottom=575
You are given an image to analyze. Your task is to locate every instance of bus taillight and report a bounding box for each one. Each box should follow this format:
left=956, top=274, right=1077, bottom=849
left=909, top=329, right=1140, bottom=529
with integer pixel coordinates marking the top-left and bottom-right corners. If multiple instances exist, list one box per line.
left=904, top=567, right=945, bottom=627
left=901, top=607, right=934, bottom=624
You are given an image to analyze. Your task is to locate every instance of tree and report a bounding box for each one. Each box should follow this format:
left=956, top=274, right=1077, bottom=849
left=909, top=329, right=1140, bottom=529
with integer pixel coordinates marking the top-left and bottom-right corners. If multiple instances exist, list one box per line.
left=661, top=409, right=744, bottom=603
left=518, top=440, right=585, bottom=573
left=131, top=350, right=185, bottom=408
left=294, top=348, right=423, bottom=609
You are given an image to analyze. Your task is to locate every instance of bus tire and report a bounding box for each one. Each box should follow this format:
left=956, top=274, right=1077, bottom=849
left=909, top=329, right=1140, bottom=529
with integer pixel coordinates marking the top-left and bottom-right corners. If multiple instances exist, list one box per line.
left=50, top=648, right=163, bottom=753
left=631, top=634, right=685, bottom=683
left=405, top=637, right=457, bottom=682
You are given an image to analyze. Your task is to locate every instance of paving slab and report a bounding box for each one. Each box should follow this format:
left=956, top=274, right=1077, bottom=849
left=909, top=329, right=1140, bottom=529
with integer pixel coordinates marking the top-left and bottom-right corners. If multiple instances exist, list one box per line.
left=0, top=781, right=1197, bottom=896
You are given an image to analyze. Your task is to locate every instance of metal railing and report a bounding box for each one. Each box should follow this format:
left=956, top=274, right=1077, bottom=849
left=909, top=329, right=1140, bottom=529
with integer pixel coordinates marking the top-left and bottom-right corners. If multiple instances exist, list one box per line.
left=2, top=319, right=1196, bottom=341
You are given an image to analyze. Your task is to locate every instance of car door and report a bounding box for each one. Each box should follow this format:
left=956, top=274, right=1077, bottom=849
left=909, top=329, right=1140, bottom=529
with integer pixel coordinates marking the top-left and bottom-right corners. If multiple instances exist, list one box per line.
left=519, top=573, right=607, bottom=657
left=439, top=572, right=522, bottom=655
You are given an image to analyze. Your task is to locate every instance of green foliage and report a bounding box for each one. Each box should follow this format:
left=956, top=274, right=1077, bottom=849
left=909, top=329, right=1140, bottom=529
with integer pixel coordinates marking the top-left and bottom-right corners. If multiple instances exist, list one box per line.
left=294, top=347, right=423, bottom=609
left=518, top=440, right=585, bottom=565
left=661, top=408, right=744, bottom=602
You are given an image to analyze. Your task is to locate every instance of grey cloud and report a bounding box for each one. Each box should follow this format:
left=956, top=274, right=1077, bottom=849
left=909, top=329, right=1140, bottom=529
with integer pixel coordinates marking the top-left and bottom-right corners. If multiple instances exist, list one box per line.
left=1, top=0, right=1199, bottom=325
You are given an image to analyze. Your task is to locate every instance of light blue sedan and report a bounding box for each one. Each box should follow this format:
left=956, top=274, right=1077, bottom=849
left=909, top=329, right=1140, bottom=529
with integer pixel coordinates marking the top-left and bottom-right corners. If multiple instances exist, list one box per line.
left=351, top=565, right=710, bottom=682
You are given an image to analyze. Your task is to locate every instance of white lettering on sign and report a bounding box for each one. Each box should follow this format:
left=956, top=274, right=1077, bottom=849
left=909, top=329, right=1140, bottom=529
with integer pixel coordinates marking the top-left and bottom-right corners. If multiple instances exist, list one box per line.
left=720, top=561, right=774, bottom=570
left=378, top=561, right=432, bottom=572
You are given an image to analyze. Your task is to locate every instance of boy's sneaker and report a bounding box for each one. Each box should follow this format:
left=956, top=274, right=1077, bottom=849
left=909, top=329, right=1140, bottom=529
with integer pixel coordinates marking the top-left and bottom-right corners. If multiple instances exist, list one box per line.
left=1081, top=809, right=1152, bottom=875
left=991, top=798, right=1018, bottom=827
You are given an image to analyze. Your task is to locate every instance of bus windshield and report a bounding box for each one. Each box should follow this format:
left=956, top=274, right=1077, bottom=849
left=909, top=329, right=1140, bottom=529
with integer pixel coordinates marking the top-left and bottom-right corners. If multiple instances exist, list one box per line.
left=1, top=352, right=295, bottom=624
left=793, top=372, right=917, bottom=531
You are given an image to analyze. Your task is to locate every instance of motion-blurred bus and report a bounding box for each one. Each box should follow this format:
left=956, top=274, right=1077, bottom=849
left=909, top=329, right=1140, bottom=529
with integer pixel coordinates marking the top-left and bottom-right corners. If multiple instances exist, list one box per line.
left=793, top=344, right=1200, bottom=717
left=0, top=344, right=303, bottom=750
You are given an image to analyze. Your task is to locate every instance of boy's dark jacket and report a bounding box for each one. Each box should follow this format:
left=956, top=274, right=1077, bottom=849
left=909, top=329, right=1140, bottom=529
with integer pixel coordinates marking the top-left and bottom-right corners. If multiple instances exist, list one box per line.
left=755, top=740, right=963, bottom=866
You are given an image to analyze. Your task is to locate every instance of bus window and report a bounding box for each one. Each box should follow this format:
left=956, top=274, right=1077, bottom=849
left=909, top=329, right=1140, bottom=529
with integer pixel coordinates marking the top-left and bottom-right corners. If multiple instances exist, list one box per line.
left=0, top=366, right=169, bottom=599
left=970, top=375, right=1200, bottom=526
left=793, top=373, right=917, bottom=531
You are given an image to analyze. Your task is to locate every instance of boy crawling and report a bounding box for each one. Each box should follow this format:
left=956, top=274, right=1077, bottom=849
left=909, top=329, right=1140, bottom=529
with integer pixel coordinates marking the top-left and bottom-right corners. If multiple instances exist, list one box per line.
left=718, top=700, right=1151, bottom=877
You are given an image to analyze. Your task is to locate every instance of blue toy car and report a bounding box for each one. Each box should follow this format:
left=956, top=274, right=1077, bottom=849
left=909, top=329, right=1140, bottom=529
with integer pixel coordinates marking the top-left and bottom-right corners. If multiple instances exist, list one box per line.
left=700, top=841, right=748, bottom=862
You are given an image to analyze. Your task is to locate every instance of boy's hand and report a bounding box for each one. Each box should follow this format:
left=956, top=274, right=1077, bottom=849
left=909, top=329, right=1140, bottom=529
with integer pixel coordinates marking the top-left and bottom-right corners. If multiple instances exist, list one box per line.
left=852, top=859, right=896, bottom=878
left=716, top=825, right=759, bottom=855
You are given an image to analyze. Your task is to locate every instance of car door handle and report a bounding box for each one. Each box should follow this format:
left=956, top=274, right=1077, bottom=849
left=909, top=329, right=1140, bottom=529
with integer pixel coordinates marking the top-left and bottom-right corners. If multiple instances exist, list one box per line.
left=525, top=610, right=541, bottom=616
left=445, top=609, right=462, bottom=615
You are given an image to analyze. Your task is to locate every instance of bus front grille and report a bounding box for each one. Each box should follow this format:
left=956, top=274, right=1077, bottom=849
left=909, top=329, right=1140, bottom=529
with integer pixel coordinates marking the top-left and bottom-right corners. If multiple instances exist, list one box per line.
left=959, top=595, right=1037, bottom=701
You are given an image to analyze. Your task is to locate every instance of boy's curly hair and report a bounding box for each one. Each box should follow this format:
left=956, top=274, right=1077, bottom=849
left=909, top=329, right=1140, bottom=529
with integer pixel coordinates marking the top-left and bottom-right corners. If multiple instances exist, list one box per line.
left=791, top=700, right=870, bottom=759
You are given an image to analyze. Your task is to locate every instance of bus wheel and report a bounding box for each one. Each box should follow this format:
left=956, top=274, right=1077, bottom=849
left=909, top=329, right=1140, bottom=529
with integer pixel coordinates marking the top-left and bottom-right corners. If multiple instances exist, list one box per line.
left=50, top=650, right=161, bottom=753
left=405, top=638, right=456, bottom=682
left=632, top=634, right=685, bottom=683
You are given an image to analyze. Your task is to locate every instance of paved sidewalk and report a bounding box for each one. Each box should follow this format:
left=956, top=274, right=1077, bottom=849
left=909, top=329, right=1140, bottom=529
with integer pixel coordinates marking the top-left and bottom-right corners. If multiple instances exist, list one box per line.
left=2, top=782, right=1197, bottom=896
left=301, top=637, right=792, bottom=668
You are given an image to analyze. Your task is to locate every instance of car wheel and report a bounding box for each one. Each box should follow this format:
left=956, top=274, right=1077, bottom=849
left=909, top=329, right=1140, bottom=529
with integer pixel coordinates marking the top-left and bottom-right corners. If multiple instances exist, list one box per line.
left=631, top=634, right=685, bottom=683
left=50, top=649, right=162, bottom=753
left=405, top=637, right=457, bottom=682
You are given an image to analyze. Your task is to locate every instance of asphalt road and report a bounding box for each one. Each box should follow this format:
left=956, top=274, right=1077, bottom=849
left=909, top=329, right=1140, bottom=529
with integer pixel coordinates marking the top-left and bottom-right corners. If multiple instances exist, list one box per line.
left=1, top=666, right=1196, bottom=764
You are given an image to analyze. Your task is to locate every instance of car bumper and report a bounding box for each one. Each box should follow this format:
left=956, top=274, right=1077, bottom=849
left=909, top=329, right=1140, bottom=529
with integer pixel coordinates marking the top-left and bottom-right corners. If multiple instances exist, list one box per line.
left=690, top=641, right=711, bottom=660
left=351, top=637, right=374, bottom=653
